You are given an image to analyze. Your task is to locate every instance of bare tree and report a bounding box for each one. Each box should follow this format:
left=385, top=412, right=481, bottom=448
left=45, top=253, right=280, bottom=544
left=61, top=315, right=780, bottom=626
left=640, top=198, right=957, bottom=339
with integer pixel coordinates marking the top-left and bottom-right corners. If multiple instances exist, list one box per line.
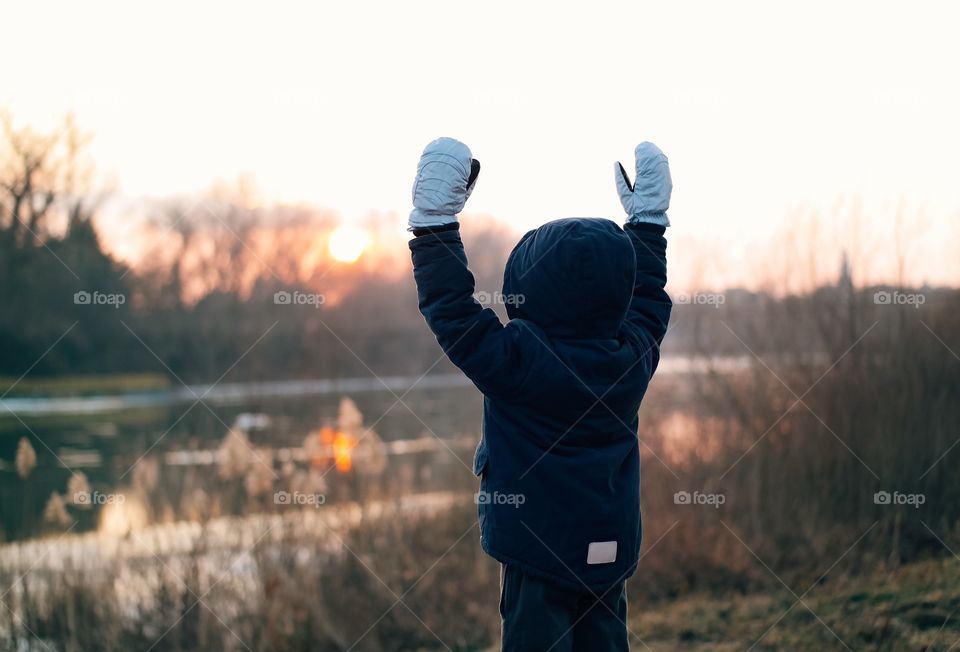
left=0, top=113, right=98, bottom=245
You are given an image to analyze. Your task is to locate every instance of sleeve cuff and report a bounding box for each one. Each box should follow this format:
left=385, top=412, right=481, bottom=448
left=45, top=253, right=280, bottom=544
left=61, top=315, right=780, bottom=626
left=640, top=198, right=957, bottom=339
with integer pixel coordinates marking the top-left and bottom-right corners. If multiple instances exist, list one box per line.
left=625, top=222, right=667, bottom=236
left=410, top=222, right=460, bottom=238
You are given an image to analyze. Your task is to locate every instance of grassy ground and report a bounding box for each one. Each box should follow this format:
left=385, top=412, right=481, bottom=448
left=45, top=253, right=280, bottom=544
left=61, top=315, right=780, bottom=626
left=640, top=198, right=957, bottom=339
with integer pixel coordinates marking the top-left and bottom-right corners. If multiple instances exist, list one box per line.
left=630, top=555, right=960, bottom=651
left=0, top=372, right=169, bottom=397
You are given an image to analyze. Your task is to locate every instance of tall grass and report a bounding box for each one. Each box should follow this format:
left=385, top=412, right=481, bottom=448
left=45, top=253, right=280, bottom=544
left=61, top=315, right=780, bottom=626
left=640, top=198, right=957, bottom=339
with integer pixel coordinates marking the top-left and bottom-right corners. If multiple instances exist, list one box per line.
left=632, top=286, right=960, bottom=603
left=1, top=495, right=497, bottom=651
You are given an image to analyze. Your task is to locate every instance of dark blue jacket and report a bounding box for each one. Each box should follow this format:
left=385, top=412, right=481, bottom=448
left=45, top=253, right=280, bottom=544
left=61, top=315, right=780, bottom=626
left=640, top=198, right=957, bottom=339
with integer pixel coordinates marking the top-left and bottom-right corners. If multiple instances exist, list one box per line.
left=410, top=217, right=670, bottom=591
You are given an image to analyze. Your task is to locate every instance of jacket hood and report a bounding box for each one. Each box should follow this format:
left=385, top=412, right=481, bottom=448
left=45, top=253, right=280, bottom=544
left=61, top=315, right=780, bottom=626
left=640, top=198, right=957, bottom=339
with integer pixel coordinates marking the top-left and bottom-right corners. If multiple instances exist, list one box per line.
left=502, top=218, right=635, bottom=339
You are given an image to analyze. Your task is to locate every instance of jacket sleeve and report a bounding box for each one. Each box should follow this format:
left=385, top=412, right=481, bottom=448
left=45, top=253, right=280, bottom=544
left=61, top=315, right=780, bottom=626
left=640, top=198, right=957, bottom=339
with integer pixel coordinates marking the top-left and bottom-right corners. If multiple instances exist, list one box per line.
left=623, top=223, right=672, bottom=356
left=409, top=223, right=528, bottom=398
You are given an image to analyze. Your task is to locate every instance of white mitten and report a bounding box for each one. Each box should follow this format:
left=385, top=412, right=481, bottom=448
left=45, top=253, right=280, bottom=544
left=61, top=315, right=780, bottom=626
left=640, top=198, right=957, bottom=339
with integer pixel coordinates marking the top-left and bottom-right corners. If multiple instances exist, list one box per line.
left=409, top=137, right=480, bottom=231
left=614, top=142, right=672, bottom=227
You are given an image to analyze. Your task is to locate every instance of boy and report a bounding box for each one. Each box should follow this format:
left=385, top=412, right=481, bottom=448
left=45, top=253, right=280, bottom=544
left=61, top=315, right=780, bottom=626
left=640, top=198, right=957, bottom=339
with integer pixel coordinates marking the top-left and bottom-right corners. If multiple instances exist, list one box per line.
left=408, top=138, right=672, bottom=651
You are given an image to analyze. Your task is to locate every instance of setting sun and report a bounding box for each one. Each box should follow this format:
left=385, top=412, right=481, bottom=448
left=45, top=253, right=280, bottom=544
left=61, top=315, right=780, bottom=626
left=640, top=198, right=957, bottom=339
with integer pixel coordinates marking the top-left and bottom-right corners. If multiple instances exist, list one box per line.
left=328, top=224, right=370, bottom=263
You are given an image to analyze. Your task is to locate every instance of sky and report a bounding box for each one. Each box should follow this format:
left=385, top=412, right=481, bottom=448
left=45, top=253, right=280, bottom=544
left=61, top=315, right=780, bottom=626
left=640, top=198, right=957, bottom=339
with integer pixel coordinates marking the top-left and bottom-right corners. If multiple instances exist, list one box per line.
left=3, top=0, right=959, bottom=288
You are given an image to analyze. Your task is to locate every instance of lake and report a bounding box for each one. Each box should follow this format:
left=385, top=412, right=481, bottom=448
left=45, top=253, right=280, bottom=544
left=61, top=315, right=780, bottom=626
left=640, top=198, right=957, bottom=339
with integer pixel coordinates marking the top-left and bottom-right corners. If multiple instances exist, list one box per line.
left=0, top=355, right=745, bottom=542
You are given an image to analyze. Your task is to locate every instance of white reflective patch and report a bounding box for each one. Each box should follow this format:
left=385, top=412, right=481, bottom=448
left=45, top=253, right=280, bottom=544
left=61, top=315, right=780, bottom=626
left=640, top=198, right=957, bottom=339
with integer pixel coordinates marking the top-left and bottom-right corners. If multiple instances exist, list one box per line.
left=587, top=541, right=618, bottom=564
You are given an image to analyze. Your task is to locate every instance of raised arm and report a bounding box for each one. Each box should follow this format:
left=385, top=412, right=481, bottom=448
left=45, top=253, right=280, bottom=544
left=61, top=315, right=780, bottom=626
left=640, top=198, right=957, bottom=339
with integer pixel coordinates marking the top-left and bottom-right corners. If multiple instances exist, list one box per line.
left=408, top=138, right=528, bottom=397
left=615, top=142, right=673, bottom=350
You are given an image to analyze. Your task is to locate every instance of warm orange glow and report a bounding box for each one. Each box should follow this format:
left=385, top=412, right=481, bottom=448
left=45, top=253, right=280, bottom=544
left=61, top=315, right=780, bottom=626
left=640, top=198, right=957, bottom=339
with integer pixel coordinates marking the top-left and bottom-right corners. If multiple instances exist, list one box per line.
left=328, top=224, right=370, bottom=264
left=332, top=433, right=356, bottom=472
left=315, top=426, right=358, bottom=473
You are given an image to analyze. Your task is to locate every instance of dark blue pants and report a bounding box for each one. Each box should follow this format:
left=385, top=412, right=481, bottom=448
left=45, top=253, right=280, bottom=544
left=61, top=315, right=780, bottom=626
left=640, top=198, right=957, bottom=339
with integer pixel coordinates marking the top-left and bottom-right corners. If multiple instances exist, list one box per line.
left=499, top=564, right=630, bottom=652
